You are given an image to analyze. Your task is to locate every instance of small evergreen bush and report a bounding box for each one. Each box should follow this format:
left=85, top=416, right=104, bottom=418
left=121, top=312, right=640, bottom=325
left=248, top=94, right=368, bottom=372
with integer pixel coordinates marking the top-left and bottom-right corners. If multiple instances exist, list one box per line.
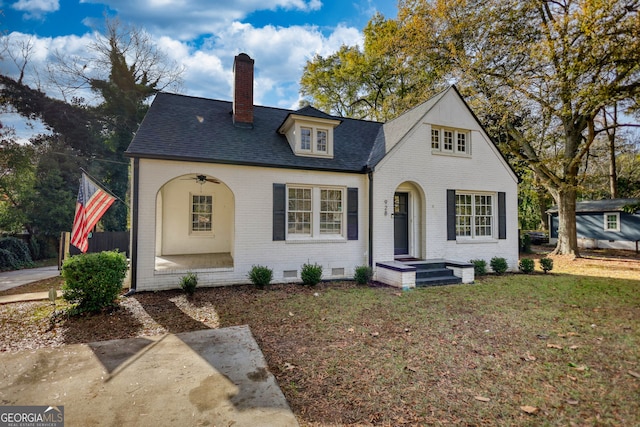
left=539, top=257, right=554, bottom=274
left=301, top=262, right=323, bottom=286
left=470, top=259, right=487, bottom=276
left=180, top=272, right=198, bottom=296
left=520, top=233, right=532, bottom=253
left=354, top=265, right=373, bottom=285
left=519, top=258, right=535, bottom=274
left=62, top=250, right=127, bottom=313
left=0, top=237, right=33, bottom=269
left=0, top=249, right=19, bottom=271
left=490, top=256, right=508, bottom=275
left=248, top=265, right=273, bottom=288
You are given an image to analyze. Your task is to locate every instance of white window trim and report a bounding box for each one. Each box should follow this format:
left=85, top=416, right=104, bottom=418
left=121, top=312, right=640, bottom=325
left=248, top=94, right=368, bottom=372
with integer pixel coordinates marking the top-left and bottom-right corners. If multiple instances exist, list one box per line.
left=286, top=185, right=346, bottom=241
left=455, top=191, right=496, bottom=241
left=294, top=122, right=334, bottom=158
left=604, top=212, right=620, bottom=232
left=431, top=126, right=471, bottom=157
left=189, top=193, right=214, bottom=235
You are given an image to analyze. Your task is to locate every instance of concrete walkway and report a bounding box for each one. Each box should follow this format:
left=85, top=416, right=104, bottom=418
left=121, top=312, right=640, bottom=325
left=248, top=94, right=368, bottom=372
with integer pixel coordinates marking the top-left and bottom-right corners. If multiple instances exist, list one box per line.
left=0, top=326, right=299, bottom=427
left=0, top=265, right=60, bottom=291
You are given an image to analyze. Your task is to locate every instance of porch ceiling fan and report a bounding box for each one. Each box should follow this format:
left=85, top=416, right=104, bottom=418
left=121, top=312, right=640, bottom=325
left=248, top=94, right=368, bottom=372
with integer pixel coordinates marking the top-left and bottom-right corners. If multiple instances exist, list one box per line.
left=183, top=174, right=221, bottom=184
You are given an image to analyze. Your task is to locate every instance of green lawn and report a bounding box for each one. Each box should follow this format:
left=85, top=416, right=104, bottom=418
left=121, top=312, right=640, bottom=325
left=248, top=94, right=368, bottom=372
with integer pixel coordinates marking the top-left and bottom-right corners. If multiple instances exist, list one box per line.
left=215, top=274, right=640, bottom=425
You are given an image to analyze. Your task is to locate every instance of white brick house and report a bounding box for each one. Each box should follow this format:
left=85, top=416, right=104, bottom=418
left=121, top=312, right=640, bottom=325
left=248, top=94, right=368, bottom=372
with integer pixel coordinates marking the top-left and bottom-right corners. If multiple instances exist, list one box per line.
left=125, top=53, right=519, bottom=292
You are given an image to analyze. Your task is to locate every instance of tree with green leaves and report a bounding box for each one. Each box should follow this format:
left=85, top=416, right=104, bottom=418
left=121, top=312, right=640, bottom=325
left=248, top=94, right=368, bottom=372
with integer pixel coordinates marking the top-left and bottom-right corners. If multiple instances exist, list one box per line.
left=300, top=13, right=444, bottom=121
left=49, top=18, right=182, bottom=230
left=0, top=127, right=35, bottom=234
left=302, top=0, right=640, bottom=256
left=1, top=17, right=182, bottom=236
left=397, top=0, right=640, bottom=256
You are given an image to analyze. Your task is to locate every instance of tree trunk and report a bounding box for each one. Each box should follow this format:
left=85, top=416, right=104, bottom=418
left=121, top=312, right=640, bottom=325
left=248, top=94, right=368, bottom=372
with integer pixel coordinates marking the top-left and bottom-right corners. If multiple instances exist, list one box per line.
left=552, top=186, right=580, bottom=257
left=605, top=105, right=618, bottom=199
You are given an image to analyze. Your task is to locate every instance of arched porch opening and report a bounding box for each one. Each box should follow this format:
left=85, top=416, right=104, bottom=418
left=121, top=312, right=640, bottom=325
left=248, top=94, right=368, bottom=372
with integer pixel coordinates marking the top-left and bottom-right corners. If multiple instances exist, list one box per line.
left=154, top=174, right=235, bottom=271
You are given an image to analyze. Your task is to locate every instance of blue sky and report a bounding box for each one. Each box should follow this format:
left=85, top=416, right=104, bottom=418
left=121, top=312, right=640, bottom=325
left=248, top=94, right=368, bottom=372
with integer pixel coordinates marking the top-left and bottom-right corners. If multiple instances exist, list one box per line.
left=1, top=0, right=397, bottom=140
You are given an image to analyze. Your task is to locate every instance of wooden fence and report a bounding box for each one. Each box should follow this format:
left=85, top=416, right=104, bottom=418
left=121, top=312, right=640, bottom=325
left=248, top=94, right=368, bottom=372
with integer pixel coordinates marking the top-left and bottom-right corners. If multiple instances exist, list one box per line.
left=59, top=231, right=130, bottom=267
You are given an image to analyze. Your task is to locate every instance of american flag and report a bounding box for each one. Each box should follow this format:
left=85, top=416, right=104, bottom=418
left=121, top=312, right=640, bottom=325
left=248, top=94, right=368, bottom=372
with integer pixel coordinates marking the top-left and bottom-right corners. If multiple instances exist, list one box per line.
left=70, top=173, right=116, bottom=253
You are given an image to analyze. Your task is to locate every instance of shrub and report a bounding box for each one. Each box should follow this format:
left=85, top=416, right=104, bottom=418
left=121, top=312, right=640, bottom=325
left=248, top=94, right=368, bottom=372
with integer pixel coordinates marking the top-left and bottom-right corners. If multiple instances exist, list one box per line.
left=539, top=257, right=554, bottom=274
left=62, top=250, right=127, bottom=313
left=0, top=249, right=19, bottom=271
left=354, top=265, right=373, bottom=285
left=470, top=259, right=487, bottom=276
left=519, top=258, right=535, bottom=274
left=519, top=232, right=532, bottom=253
left=180, top=272, right=198, bottom=296
left=301, top=262, right=323, bottom=286
left=490, top=256, right=508, bottom=275
left=248, top=265, right=273, bottom=288
left=28, top=236, right=41, bottom=261
left=0, top=237, right=33, bottom=269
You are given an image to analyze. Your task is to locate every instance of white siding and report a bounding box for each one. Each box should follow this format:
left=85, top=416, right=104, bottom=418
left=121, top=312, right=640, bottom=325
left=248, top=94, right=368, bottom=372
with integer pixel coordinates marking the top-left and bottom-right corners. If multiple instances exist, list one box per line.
left=133, top=159, right=369, bottom=291
left=372, top=89, right=519, bottom=271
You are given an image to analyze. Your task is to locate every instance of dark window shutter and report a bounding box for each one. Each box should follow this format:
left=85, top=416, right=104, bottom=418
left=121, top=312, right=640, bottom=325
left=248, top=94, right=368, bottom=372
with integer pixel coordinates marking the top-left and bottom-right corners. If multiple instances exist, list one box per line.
left=447, top=189, right=456, bottom=241
left=273, top=183, right=286, bottom=241
left=498, top=191, right=507, bottom=239
left=347, top=187, right=358, bottom=240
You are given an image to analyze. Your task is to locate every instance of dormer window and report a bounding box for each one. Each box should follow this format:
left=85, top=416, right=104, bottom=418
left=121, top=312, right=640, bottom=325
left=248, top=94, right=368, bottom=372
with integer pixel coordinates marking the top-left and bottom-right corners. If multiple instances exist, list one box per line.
left=278, top=110, right=342, bottom=159
left=317, top=129, right=328, bottom=153
left=301, top=128, right=312, bottom=150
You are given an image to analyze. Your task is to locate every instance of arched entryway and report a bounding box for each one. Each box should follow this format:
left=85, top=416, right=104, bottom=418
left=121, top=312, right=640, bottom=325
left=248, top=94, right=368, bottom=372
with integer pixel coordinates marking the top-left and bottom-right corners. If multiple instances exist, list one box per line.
left=154, top=174, right=235, bottom=271
left=393, top=182, right=426, bottom=260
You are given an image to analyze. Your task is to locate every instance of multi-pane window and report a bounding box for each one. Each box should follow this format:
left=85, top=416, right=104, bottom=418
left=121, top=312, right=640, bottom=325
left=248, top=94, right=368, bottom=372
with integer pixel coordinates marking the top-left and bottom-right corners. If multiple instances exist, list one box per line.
left=456, top=193, right=493, bottom=238
left=301, top=127, right=312, bottom=150
left=431, top=127, right=470, bottom=155
left=191, top=195, right=212, bottom=232
left=474, top=195, right=493, bottom=236
left=457, top=132, right=467, bottom=153
left=455, top=194, right=472, bottom=236
left=287, top=186, right=345, bottom=238
left=443, top=130, right=454, bottom=151
left=431, top=129, right=440, bottom=149
left=604, top=213, right=619, bottom=231
left=320, top=189, right=343, bottom=234
left=288, top=188, right=312, bottom=235
left=317, top=129, right=328, bottom=153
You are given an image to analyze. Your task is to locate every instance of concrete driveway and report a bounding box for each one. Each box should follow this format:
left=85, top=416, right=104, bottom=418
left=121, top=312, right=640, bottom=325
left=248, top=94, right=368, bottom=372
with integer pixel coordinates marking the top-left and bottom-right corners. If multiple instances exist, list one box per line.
left=0, top=326, right=299, bottom=427
left=0, top=265, right=60, bottom=291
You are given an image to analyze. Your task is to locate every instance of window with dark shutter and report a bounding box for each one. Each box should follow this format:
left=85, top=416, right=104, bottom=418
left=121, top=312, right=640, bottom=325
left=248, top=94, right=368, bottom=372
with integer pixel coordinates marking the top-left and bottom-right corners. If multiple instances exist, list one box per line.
left=498, top=192, right=506, bottom=240
left=447, top=189, right=456, bottom=240
left=273, top=183, right=286, bottom=241
left=347, top=187, right=358, bottom=240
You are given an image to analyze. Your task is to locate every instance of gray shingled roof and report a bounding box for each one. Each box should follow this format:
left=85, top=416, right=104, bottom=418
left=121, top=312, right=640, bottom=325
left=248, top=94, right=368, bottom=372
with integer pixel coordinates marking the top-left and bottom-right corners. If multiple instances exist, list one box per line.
left=547, top=198, right=640, bottom=213
left=125, top=92, right=383, bottom=173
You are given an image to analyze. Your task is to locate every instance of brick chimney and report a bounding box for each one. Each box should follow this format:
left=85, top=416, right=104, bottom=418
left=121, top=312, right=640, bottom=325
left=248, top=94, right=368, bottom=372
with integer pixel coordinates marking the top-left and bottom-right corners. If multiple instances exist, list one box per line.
left=233, top=53, right=254, bottom=127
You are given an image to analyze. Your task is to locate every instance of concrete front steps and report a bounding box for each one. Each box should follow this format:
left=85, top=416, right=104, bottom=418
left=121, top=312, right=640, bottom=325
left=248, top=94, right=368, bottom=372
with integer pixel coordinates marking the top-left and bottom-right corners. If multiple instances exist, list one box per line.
left=413, top=261, right=462, bottom=287
left=375, top=259, right=474, bottom=289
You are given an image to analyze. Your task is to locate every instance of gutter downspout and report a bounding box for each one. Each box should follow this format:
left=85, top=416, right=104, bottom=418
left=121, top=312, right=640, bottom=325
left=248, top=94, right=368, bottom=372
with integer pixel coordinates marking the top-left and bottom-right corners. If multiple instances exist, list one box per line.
left=124, top=157, right=139, bottom=296
left=368, top=168, right=374, bottom=267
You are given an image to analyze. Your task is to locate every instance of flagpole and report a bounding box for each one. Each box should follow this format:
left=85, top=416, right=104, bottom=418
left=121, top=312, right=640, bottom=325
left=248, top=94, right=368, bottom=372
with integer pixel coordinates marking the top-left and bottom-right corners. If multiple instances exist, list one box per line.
left=79, top=168, right=129, bottom=208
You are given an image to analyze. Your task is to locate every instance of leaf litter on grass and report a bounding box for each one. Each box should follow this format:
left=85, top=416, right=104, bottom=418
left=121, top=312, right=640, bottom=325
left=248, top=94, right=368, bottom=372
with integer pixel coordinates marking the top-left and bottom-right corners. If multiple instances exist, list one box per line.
left=1, top=250, right=639, bottom=425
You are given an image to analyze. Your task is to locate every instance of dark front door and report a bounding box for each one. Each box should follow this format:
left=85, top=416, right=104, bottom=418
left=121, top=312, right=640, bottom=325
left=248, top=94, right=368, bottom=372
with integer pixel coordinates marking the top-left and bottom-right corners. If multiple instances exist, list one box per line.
left=394, top=192, right=409, bottom=255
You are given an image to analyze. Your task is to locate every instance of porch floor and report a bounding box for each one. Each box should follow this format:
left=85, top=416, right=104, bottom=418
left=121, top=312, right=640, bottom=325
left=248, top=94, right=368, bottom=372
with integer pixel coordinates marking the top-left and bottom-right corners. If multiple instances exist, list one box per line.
left=155, top=253, right=233, bottom=272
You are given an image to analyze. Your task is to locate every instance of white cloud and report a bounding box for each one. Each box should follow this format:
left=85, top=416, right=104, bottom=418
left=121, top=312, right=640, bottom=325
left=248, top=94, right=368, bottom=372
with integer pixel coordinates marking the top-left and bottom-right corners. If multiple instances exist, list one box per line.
left=11, top=0, right=60, bottom=19
left=2, top=0, right=366, bottom=143
left=79, top=0, right=325, bottom=40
